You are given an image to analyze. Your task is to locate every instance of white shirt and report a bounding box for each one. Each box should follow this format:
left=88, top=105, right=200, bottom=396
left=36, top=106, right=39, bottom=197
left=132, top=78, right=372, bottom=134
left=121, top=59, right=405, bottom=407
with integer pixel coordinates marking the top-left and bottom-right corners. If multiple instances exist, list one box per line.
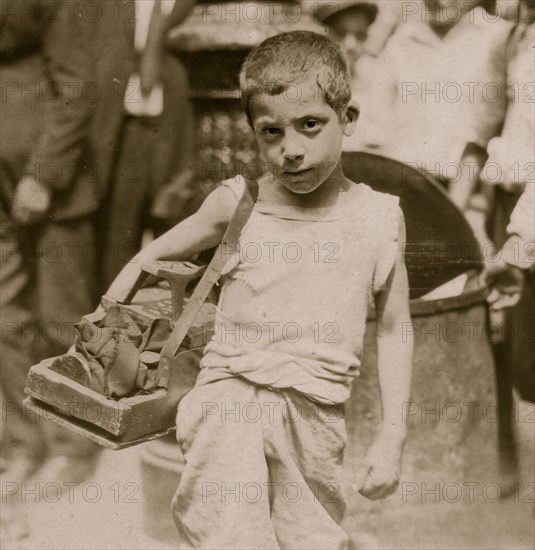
left=125, top=0, right=176, bottom=117
left=483, top=23, right=535, bottom=190
left=348, top=7, right=512, bottom=174
left=503, top=182, right=535, bottom=270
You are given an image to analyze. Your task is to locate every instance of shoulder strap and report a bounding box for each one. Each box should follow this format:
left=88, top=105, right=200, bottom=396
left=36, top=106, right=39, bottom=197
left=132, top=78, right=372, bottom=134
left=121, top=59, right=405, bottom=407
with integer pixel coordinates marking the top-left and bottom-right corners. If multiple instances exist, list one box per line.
left=156, top=178, right=258, bottom=388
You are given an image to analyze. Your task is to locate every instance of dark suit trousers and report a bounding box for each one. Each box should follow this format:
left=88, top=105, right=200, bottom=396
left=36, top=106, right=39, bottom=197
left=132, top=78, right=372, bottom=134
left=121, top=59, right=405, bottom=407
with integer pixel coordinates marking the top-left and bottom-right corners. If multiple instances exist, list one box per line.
left=0, top=208, right=99, bottom=460
left=487, top=187, right=535, bottom=403
left=0, top=53, right=99, bottom=461
left=99, top=115, right=171, bottom=289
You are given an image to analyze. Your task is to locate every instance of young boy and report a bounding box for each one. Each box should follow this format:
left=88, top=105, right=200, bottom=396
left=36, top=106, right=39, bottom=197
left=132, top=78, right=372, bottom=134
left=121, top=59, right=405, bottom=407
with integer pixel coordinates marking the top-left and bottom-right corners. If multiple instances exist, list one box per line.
left=313, top=0, right=379, bottom=132
left=106, top=31, right=412, bottom=549
left=313, top=1, right=379, bottom=78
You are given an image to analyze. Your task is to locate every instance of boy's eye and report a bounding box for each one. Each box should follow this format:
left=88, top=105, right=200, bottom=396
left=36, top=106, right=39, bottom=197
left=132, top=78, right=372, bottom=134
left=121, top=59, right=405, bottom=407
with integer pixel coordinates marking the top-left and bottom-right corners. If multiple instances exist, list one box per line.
left=262, top=127, right=281, bottom=136
left=303, top=120, right=320, bottom=130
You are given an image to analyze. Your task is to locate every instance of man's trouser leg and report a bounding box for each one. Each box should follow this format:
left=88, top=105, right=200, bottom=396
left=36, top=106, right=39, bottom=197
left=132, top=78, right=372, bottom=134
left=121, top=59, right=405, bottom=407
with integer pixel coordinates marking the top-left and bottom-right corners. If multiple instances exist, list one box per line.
left=0, top=210, right=46, bottom=476
left=98, top=117, right=154, bottom=291
left=486, top=187, right=535, bottom=479
left=34, top=218, right=101, bottom=463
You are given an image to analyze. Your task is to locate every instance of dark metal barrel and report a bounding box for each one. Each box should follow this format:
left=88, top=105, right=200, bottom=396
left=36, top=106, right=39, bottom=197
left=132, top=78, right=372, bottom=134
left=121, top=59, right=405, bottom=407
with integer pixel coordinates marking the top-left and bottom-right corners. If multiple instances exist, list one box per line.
left=342, top=152, right=503, bottom=548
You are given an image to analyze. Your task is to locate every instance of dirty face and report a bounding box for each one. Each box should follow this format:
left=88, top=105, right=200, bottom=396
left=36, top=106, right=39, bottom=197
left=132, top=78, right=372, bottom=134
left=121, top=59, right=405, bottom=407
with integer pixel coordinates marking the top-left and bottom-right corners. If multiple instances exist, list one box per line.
left=249, top=80, right=356, bottom=195
left=327, top=10, right=371, bottom=74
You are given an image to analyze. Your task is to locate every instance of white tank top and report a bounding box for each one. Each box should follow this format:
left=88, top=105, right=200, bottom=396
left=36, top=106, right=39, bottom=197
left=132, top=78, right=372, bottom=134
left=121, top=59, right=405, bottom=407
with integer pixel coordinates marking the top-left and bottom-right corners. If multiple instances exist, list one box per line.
left=198, top=177, right=401, bottom=404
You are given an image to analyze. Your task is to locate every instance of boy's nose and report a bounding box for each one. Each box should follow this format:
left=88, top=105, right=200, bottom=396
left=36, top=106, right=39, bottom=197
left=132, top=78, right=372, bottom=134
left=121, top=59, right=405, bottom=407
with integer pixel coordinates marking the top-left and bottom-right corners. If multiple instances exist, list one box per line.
left=282, top=134, right=305, bottom=161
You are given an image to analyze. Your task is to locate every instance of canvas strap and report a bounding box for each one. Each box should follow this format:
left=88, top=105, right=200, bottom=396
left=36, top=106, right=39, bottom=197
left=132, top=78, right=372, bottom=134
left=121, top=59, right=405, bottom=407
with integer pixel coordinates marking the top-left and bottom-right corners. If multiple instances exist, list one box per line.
left=156, top=178, right=258, bottom=388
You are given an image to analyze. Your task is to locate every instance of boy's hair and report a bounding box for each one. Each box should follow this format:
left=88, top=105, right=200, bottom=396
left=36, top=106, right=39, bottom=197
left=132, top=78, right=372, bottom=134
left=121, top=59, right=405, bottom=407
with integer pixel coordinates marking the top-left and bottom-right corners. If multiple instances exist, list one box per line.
left=239, top=31, right=352, bottom=126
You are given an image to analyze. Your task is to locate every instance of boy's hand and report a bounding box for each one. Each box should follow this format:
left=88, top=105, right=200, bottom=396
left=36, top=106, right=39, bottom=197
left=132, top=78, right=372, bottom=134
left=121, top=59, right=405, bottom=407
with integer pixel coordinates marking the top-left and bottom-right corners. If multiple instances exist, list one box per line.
left=11, top=176, right=52, bottom=225
left=480, top=255, right=523, bottom=311
left=352, top=433, right=404, bottom=500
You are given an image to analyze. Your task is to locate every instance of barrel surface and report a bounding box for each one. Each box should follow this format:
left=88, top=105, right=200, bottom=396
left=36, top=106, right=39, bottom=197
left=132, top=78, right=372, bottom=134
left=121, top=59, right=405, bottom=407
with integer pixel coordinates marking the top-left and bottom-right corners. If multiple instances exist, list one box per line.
left=342, top=152, right=484, bottom=299
left=340, top=153, right=501, bottom=547
left=343, top=297, right=502, bottom=548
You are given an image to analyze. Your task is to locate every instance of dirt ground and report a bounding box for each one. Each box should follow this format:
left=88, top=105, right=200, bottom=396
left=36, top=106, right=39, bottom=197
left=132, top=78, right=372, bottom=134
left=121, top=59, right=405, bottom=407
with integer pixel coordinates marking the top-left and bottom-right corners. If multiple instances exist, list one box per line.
left=1, top=395, right=533, bottom=550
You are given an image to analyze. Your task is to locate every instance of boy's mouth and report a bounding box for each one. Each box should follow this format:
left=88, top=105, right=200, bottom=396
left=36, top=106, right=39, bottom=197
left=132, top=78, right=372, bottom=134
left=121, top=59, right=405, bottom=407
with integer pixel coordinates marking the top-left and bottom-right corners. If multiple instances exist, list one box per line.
left=280, top=168, right=322, bottom=193
left=283, top=168, right=313, bottom=175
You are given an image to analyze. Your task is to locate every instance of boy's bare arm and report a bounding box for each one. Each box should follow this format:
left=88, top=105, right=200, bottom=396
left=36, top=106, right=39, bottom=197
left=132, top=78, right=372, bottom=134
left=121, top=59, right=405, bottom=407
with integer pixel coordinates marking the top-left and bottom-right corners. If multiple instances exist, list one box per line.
left=354, top=212, right=413, bottom=500
left=374, top=214, right=412, bottom=443
left=449, top=144, right=487, bottom=211
left=105, top=185, right=238, bottom=302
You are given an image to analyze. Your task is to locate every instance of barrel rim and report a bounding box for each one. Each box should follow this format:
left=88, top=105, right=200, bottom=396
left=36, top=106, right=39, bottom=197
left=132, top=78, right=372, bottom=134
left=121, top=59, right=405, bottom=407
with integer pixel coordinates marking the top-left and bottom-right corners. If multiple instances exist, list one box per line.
left=409, top=284, right=487, bottom=317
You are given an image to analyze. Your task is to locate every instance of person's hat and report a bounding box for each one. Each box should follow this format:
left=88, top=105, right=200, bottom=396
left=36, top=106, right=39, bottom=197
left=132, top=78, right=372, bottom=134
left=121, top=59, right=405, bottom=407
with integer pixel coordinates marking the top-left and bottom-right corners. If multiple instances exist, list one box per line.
left=312, top=1, right=379, bottom=26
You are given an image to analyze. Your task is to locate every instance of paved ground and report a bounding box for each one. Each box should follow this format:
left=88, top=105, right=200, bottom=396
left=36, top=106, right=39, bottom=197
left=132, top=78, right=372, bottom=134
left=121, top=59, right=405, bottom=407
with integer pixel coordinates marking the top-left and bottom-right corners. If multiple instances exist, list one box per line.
left=2, top=444, right=173, bottom=550
left=1, top=397, right=533, bottom=550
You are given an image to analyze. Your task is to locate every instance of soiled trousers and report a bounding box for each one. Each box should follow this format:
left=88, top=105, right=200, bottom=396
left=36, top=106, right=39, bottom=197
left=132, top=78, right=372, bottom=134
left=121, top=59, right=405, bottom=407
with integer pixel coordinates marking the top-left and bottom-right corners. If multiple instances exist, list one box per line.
left=172, top=377, right=349, bottom=550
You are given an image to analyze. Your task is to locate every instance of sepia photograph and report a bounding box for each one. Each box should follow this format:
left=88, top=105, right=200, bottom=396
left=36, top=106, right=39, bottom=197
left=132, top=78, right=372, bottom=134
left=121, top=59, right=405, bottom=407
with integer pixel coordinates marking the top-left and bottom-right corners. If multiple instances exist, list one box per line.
left=0, top=0, right=533, bottom=548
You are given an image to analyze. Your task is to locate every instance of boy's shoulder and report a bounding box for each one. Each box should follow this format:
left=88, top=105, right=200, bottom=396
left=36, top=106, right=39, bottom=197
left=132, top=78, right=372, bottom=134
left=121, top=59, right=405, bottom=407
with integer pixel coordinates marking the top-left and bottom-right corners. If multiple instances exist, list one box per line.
left=346, top=182, right=401, bottom=234
left=348, top=181, right=400, bottom=211
left=219, top=175, right=247, bottom=201
left=347, top=184, right=402, bottom=272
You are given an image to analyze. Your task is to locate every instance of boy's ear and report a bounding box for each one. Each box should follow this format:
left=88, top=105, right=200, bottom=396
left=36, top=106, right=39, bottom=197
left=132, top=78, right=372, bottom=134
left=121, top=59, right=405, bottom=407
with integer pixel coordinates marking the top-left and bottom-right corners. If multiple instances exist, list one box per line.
left=343, top=100, right=360, bottom=137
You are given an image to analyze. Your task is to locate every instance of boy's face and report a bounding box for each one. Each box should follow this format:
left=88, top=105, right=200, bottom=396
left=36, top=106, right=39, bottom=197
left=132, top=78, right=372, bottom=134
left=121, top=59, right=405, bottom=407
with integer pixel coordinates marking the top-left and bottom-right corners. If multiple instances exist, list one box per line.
left=327, top=11, right=371, bottom=73
left=424, top=0, right=481, bottom=26
left=249, top=80, right=357, bottom=195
